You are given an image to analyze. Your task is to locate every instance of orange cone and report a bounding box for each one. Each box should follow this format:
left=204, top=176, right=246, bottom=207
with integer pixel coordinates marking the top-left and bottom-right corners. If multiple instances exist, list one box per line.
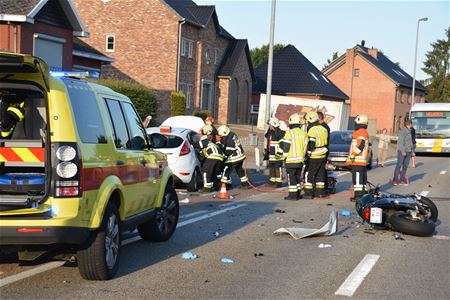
left=217, top=182, right=230, bottom=199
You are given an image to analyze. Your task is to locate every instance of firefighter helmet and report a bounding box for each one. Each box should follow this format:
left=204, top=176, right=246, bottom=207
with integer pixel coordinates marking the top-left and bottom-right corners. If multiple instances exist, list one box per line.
left=217, top=125, right=230, bottom=137
left=288, top=113, right=301, bottom=125
left=202, top=124, right=213, bottom=135
left=205, top=116, right=214, bottom=125
left=355, top=114, right=369, bottom=125
left=306, top=111, right=319, bottom=123
left=267, top=117, right=280, bottom=127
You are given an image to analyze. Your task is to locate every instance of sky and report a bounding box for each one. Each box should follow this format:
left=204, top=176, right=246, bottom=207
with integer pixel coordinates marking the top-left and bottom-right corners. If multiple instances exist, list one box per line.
left=196, top=0, right=449, bottom=80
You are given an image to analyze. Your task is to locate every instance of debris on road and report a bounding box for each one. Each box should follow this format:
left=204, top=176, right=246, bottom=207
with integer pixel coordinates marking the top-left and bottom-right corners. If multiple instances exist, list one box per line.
left=326, top=203, right=333, bottom=206
left=179, top=198, right=190, bottom=204
left=275, top=209, right=286, bottom=213
left=364, top=230, right=376, bottom=235
left=273, top=211, right=338, bottom=239
left=181, top=252, right=199, bottom=260
left=213, top=231, right=220, bottom=237
left=292, top=219, right=303, bottom=223
left=254, top=253, right=265, bottom=257
left=340, top=210, right=352, bottom=216
left=318, top=243, right=332, bottom=248
left=394, top=234, right=405, bottom=240
left=221, top=258, right=234, bottom=263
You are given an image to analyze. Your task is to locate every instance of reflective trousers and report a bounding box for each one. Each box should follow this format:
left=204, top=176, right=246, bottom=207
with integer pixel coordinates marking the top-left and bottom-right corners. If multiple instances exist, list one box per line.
left=351, top=165, right=367, bottom=198
left=221, top=160, right=248, bottom=185
left=202, top=159, right=221, bottom=189
left=304, top=158, right=326, bottom=196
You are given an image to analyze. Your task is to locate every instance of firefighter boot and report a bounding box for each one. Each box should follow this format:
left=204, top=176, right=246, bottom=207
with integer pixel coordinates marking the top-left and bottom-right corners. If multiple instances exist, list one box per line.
left=284, top=192, right=298, bottom=201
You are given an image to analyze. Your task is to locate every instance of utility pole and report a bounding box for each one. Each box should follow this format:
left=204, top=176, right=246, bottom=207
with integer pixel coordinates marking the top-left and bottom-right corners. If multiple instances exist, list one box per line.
left=411, top=17, right=428, bottom=115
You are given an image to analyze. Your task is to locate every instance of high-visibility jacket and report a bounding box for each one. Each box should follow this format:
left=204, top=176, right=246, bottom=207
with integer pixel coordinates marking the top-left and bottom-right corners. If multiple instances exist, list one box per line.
left=199, top=137, right=224, bottom=161
left=307, top=125, right=328, bottom=159
left=346, top=128, right=369, bottom=166
left=220, top=132, right=245, bottom=164
left=280, top=127, right=308, bottom=166
left=265, top=127, right=285, bottom=162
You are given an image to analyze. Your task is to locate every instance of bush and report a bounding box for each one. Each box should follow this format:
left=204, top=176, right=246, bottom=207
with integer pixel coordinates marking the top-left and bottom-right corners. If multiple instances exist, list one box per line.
left=93, top=78, right=157, bottom=125
left=192, top=110, right=211, bottom=121
left=171, top=92, right=186, bottom=116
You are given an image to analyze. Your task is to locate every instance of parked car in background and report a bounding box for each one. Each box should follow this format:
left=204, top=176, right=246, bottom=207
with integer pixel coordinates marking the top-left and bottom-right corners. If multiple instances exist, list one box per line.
left=328, top=130, right=373, bottom=170
left=146, top=116, right=204, bottom=191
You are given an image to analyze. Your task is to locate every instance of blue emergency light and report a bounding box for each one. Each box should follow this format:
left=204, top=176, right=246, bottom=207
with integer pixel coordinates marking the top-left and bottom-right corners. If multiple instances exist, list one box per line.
left=50, top=71, right=100, bottom=79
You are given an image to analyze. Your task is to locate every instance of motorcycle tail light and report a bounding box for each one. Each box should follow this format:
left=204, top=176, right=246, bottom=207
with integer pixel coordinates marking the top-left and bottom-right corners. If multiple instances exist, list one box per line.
left=363, top=207, right=370, bottom=221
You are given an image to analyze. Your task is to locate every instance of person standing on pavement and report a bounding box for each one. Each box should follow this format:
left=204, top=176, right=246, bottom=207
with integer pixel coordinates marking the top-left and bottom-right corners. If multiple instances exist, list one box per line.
left=279, top=113, right=308, bottom=200
left=264, top=117, right=285, bottom=187
left=393, top=119, right=414, bottom=185
left=304, top=111, right=329, bottom=199
left=377, top=128, right=390, bottom=167
left=345, top=115, right=370, bottom=201
left=198, top=125, right=224, bottom=192
left=217, top=125, right=251, bottom=189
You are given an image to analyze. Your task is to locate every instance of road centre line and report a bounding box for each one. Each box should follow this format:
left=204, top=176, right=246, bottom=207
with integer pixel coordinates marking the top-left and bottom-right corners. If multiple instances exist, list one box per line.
left=123, top=203, right=248, bottom=246
left=0, top=261, right=65, bottom=288
left=179, top=210, right=208, bottom=219
left=335, top=254, right=380, bottom=297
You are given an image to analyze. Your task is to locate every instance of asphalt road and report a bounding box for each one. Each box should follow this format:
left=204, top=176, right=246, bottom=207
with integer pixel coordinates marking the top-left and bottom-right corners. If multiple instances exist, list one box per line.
left=1, top=155, right=449, bottom=299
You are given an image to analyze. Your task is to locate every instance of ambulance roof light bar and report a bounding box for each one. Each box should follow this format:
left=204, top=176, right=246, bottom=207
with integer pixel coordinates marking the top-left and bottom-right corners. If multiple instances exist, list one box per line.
left=50, top=71, right=100, bottom=79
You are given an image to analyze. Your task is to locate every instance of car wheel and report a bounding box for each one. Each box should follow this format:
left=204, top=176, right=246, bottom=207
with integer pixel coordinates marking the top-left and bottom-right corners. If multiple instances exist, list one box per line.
left=138, top=185, right=179, bottom=242
left=77, top=201, right=121, bottom=280
left=186, top=168, right=202, bottom=192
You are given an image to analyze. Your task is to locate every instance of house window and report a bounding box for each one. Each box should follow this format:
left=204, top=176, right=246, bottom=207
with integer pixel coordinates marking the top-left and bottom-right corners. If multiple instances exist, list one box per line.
left=205, top=49, right=210, bottom=64
left=181, top=38, right=187, bottom=57
left=407, top=92, right=412, bottom=104
left=186, top=85, right=193, bottom=109
left=400, top=91, right=405, bottom=103
left=106, top=34, right=115, bottom=52
left=353, top=69, right=360, bottom=77
left=188, top=41, right=194, bottom=58
left=214, top=49, right=219, bottom=65
left=201, top=80, right=213, bottom=110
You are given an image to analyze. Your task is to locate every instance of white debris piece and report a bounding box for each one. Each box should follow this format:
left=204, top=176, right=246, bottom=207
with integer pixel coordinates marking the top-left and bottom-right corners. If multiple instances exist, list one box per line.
left=273, top=211, right=338, bottom=239
left=179, top=198, right=190, bottom=204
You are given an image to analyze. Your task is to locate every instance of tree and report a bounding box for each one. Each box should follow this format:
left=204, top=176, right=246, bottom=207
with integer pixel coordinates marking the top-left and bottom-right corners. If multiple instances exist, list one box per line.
left=322, top=51, right=339, bottom=70
left=421, top=28, right=450, bottom=102
left=250, top=44, right=285, bottom=69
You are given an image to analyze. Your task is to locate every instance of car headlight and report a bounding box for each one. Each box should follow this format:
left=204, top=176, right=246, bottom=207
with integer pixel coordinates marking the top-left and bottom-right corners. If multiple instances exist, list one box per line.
left=56, top=162, right=78, bottom=178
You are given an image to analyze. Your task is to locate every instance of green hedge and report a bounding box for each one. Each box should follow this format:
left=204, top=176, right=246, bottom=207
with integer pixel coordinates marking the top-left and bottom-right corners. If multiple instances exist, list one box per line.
left=192, top=110, right=211, bottom=120
left=93, top=78, right=157, bottom=126
left=171, top=92, right=186, bottom=116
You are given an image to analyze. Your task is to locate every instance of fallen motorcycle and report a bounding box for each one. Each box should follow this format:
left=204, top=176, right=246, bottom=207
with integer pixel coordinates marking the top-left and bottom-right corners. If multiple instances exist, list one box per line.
left=355, top=182, right=438, bottom=237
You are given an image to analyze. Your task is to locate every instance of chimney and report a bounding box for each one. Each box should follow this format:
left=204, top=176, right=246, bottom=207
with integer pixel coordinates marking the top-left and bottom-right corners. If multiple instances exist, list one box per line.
left=368, top=47, right=378, bottom=59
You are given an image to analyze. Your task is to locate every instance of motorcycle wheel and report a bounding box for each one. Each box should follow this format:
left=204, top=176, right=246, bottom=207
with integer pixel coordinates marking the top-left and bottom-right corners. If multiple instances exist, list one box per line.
left=417, top=196, right=438, bottom=222
left=387, top=213, right=435, bottom=237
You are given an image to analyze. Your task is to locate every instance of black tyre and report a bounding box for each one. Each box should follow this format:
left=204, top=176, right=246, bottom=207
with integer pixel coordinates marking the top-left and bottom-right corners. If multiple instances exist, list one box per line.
left=77, top=201, right=121, bottom=280
left=138, top=185, right=179, bottom=242
left=417, top=196, right=438, bottom=222
left=186, top=168, right=201, bottom=192
left=387, top=213, right=435, bottom=237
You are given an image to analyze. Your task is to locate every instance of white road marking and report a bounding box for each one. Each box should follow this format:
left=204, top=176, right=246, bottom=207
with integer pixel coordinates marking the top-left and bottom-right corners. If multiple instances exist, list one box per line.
left=335, top=254, right=380, bottom=297
left=440, top=170, right=447, bottom=175
left=179, top=210, right=208, bottom=219
left=123, top=204, right=248, bottom=246
left=419, top=191, right=429, bottom=196
left=433, top=235, right=449, bottom=240
left=219, top=201, right=238, bottom=207
left=0, top=261, right=65, bottom=288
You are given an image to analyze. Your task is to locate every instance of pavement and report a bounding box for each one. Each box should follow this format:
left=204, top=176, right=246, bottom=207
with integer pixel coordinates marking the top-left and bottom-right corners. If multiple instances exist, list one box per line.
left=1, top=155, right=449, bottom=299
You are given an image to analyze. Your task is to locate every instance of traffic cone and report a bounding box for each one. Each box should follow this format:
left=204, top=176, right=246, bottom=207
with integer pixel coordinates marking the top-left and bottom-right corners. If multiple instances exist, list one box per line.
left=217, top=182, right=230, bottom=199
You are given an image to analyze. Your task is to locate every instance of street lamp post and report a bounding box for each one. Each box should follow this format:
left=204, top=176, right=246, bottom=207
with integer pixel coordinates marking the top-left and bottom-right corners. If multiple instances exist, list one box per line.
left=411, top=17, right=428, bottom=112
left=264, top=0, right=276, bottom=135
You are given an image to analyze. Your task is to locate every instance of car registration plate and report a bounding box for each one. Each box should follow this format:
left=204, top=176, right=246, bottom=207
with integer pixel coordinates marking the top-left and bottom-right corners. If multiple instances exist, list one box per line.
left=370, top=207, right=382, bottom=224
left=331, top=157, right=346, bottom=162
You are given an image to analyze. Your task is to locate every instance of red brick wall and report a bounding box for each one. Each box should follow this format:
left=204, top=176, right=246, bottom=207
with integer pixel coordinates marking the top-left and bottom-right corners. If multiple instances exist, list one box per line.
left=73, top=0, right=180, bottom=122
left=217, top=78, right=230, bottom=125
left=0, top=23, right=17, bottom=52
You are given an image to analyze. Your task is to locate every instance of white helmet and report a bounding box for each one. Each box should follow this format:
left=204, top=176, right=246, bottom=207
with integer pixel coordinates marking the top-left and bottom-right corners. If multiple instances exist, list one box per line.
left=218, top=125, right=230, bottom=137
left=268, top=117, right=280, bottom=127
left=355, top=114, right=369, bottom=125
left=202, top=124, right=213, bottom=135
left=288, top=113, right=301, bottom=125
left=306, top=111, right=319, bottom=123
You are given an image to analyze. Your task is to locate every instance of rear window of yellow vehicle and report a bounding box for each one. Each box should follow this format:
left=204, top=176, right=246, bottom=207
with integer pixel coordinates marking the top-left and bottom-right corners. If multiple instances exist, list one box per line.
left=62, top=78, right=106, bottom=144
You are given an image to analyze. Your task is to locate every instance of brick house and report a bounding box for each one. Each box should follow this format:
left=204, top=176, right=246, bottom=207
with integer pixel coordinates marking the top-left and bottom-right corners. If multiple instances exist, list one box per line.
left=323, top=43, right=427, bottom=134
left=72, top=0, right=255, bottom=124
left=0, top=0, right=113, bottom=72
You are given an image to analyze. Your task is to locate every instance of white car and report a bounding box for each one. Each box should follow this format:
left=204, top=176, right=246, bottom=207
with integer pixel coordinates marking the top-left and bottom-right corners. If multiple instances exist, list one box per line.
left=146, top=116, right=204, bottom=191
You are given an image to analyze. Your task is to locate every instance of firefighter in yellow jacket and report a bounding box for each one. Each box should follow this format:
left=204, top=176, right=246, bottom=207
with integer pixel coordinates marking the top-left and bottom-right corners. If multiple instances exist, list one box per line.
left=279, top=113, right=308, bottom=200
left=304, top=111, right=329, bottom=199
left=198, top=125, right=224, bottom=192
left=345, top=114, right=370, bottom=201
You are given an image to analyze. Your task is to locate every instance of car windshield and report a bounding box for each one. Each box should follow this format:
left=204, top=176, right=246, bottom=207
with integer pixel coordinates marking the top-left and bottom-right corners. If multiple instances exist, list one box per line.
left=412, top=114, right=450, bottom=138
left=330, top=132, right=352, bottom=144
left=150, top=133, right=184, bottom=149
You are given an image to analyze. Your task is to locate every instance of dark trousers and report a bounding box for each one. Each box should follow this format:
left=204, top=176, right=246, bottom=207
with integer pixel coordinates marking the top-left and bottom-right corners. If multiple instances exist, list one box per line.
left=351, top=165, right=367, bottom=198
left=305, top=158, right=326, bottom=196
left=286, top=166, right=302, bottom=193
left=202, top=159, right=221, bottom=189
left=269, top=161, right=283, bottom=184
left=221, top=160, right=247, bottom=185
left=394, top=151, right=412, bottom=182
